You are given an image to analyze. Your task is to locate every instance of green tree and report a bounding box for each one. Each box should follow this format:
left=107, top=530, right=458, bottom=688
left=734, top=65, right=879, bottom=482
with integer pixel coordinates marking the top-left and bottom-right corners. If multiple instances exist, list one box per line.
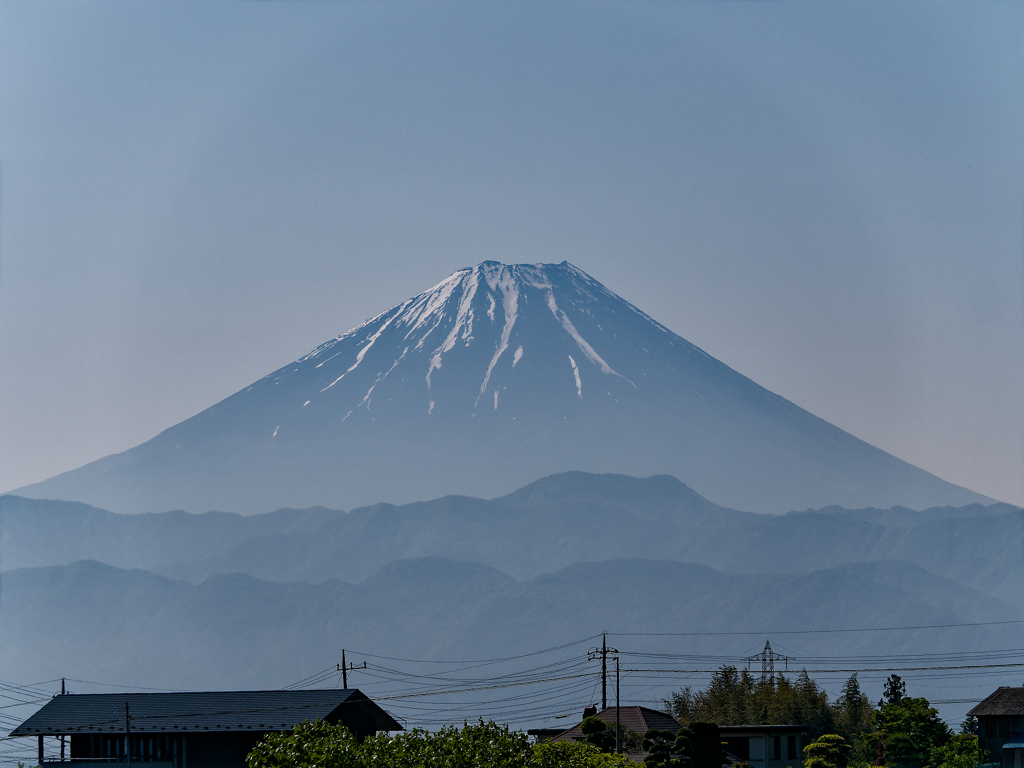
left=664, top=667, right=837, bottom=740
left=804, top=734, right=851, bottom=768
left=362, top=720, right=534, bottom=768
left=642, top=728, right=692, bottom=768
left=881, top=676, right=906, bottom=708
left=832, top=674, right=873, bottom=744
left=247, top=720, right=362, bottom=768
left=873, top=698, right=950, bottom=768
left=929, top=734, right=985, bottom=768
left=581, top=717, right=617, bottom=754
left=532, top=741, right=634, bottom=768
left=249, top=718, right=643, bottom=768
left=959, top=718, right=978, bottom=737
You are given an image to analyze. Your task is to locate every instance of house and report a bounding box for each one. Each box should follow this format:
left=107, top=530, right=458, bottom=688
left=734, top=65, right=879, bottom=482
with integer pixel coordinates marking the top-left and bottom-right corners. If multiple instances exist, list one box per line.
left=10, top=689, right=402, bottom=768
left=968, top=687, right=1024, bottom=768
left=543, top=705, right=683, bottom=743
left=718, top=724, right=808, bottom=768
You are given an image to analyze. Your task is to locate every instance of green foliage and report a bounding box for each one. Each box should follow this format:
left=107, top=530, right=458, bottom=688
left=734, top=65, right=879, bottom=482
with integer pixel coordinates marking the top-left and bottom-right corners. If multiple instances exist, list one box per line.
left=803, top=734, right=851, bottom=768
left=581, top=717, right=617, bottom=753
left=246, top=719, right=361, bottom=768
left=929, top=734, right=985, bottom=768
left=664, top=666, right=836, bottom=740
left=248, top=718, right=634, bottom=768
left=619, top=726, right=647, bottom=755
left=532, top=741, right=634, bottom=767
left=833, top=675, right=873, bottom=745
left=642, top=727, right=691, bottom=768
left=882, top=676, right=906, bottom=707
left=360, top=720, right=533, bottom=768
left=959, top=718, right=978, bottom=736
left=873, top=697, right=950, bottom=768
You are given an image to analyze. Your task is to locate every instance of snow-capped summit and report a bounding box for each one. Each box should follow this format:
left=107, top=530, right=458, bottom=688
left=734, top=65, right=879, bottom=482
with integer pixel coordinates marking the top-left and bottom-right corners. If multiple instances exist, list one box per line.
left=282, top=260, right=687, bottom=423
left=15, top=261, right=988, bottom=514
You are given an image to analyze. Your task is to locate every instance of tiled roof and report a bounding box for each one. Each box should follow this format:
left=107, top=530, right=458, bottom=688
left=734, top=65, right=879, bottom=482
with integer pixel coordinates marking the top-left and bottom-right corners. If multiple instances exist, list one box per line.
left=969, top=688, right=1024, bottom=717
left=554, top=706, right=681, bottom=741
left=10, top=690, right=402, bottom=736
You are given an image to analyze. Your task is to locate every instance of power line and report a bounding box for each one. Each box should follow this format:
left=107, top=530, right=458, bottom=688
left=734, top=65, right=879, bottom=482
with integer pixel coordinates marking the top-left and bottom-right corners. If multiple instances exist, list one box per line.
left=610, top=619, right=1024, bottom=637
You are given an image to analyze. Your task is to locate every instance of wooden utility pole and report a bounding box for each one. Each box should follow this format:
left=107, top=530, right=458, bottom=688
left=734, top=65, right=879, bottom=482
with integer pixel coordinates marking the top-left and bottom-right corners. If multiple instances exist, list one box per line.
left=588, top=634, right=618, bottom=712
left=615, top=656, right=621, bottom=755
left=337, top=650, right=366, bottom=689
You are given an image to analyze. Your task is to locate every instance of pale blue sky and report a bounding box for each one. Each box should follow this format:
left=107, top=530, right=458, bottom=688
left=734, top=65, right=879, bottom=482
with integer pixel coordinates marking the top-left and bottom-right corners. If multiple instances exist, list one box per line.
left=1, top=0, right=1021, bottom=506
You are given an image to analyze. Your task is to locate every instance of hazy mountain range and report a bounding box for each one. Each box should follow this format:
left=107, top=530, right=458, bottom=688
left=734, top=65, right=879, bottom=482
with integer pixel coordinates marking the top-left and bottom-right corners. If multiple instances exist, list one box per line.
left=2, top=472, right=1021, bottom=698
left=10, top=261, right=991, bottom=514
left=3, top=473, right=1021, bottom=607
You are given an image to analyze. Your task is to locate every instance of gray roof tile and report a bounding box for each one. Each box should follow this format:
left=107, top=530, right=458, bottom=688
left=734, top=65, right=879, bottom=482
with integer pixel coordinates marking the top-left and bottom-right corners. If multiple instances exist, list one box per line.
left=10, top=689, right=402, bottom=736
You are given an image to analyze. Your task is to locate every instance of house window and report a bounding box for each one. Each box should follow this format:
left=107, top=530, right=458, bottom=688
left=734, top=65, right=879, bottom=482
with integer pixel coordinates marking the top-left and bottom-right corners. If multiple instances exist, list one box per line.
left=774, top=736, right=781, bottom=761
left=788, top=735, right=797, bottom=760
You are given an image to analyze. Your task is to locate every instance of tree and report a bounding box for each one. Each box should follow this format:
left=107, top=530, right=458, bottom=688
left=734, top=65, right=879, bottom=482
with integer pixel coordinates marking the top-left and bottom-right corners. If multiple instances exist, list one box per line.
left=803, top=734, right=851, bottom=768
left=832, top=674, right=873, bottom=744
left=664, top=666, right=836, bottom=740
left=581, top=717, right=617, bottom=754
left=364, top=720, right=535, bottom=768
left=881, top=676, right=906, bottom=708
left=642, top=728, right=691, bottom=768
left=930, top=734, right=986, bottom=768
left=873, top=697, right=950, bottom=768
left=246, top=720, right=361, bottom=768
left=532, top=741, right=634, bottom=768
left=959, top=717, right=978, bottom=736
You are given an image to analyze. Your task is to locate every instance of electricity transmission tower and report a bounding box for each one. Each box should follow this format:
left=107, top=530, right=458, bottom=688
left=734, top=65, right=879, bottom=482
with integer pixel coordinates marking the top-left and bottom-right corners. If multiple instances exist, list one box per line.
left=743, top=641, right=791, bottom=683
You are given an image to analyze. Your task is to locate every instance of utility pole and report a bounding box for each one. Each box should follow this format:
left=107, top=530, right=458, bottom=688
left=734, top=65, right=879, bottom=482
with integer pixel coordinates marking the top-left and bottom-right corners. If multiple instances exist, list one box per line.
left=615, top=656, right=621, bottom=755
left=337, top=650, right=366, bottom=689
left=60, top=681, right=65, bottom=762
left=588, top=634, right=618, bottom=711
left=125, top=704, right=131, bottom=768
left=602, top=635, right=607, bottom=710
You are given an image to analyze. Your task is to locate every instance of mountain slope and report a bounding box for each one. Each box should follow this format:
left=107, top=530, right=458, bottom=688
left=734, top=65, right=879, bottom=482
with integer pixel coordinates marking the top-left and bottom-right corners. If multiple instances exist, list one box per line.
left=13, top=261, right=989, bottom=513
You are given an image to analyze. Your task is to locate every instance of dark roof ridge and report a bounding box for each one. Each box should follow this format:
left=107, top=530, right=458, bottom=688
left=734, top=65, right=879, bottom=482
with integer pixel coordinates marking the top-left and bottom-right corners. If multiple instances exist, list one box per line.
left=968, top=687, right=1024, bottom=717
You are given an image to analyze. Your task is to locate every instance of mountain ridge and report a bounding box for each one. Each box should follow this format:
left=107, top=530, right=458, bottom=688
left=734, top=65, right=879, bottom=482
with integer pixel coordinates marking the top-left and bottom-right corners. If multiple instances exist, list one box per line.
left=4, top=471, right=1020, bottom=607
left=2, top=555, right=1017, bottom=694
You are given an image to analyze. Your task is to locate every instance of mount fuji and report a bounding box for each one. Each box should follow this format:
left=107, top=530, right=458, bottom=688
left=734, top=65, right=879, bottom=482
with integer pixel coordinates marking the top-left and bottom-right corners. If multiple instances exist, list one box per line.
left=14, top=261, right=989, bottom=514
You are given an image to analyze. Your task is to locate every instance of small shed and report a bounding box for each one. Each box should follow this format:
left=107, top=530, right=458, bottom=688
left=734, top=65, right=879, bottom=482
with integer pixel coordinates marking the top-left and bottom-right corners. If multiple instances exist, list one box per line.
left=10, top=689, right=402, bottom=768
left=968, top=687, right=1024, bottom=767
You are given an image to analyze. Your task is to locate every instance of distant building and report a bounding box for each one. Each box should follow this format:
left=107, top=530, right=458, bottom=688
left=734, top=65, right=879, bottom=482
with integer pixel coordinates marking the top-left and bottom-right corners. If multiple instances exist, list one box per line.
left=10, top=689, right=402, bottom=768
left=543, top=705, right=683, bottom=743
left=533, top=707, right=808, bottom=767
left=968, top=687, right=1024, bottom=768
left=718, top=724, right=808, bottom=768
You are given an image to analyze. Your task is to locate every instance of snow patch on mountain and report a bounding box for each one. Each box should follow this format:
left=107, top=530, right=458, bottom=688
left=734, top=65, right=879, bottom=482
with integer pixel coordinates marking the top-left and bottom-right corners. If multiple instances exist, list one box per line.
left=568, top=355, right=582, bottom=397
left=476, top=268, right=520, bottom=407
